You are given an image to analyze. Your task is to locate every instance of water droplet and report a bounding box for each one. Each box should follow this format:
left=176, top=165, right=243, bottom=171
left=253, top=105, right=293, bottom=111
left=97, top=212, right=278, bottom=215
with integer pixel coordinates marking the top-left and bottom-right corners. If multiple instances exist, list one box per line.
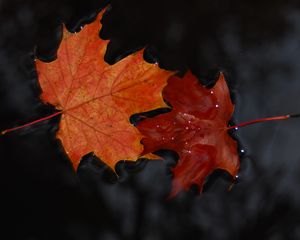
left=188, top=120, right=191, bottom=124
left=210, top=90, right=214, bottom=94
left=215, top=104, right=219, bottom=108
left=188, top=150, right=192, bottom=154
left=235, top=127, right=238, bottom=130
left=240, top=149, right=245, bottom=153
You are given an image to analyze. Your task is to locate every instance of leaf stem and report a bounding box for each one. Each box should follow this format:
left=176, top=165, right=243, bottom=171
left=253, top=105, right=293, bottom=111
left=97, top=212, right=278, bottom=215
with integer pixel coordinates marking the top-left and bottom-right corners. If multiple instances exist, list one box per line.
left=1, top=111, right=63, bottom=135
left=226, top=114, right=299, bottom=130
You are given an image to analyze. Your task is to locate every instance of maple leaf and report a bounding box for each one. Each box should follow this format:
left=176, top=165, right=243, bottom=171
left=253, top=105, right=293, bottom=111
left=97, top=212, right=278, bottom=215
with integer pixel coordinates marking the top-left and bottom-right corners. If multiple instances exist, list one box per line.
left=35, top=10, right=174, bottom=170
left=137, top=71, right=239, bottom=196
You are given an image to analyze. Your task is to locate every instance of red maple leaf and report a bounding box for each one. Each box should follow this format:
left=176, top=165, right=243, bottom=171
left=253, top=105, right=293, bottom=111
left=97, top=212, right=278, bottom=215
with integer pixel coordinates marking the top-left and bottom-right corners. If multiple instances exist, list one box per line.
left=137, top=71, right=239, bottom=196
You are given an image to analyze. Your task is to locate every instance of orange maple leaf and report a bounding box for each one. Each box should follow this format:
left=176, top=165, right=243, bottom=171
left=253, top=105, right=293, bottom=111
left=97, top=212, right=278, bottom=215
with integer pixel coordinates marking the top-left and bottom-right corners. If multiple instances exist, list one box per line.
left=35, top=10, right=174, bottom=170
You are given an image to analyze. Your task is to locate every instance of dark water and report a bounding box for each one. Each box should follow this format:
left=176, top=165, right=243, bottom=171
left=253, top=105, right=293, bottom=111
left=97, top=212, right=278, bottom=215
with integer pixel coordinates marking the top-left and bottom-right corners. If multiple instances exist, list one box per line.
left=1, top=1, right=300, bottom=239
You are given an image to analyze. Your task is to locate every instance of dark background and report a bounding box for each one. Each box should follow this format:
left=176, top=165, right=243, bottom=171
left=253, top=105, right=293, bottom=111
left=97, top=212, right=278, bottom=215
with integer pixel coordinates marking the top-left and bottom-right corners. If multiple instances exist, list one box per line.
left=1, top=0, right=300, bottom=239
